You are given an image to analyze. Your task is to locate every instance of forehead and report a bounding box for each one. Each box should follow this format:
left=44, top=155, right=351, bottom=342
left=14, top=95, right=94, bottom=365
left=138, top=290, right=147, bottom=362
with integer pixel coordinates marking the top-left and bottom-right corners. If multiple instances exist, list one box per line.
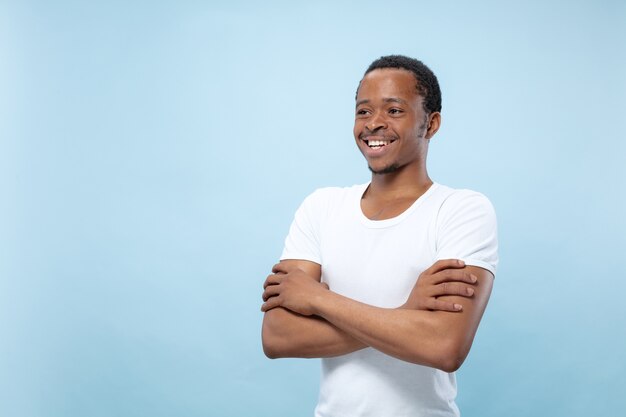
left=357, top=68, right=420, bottom=102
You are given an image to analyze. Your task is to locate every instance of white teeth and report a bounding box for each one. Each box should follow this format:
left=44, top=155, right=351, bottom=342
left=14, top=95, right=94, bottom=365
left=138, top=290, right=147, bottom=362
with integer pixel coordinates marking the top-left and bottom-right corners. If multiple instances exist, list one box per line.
left=368, top=140, right=390, bottom=147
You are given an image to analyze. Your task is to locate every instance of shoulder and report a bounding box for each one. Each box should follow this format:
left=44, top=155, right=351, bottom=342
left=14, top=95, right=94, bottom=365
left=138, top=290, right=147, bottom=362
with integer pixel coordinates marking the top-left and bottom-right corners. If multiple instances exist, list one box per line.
left=300, top=183, right=367, bottom=210
left=434, top=185, right=497, bottom=221
left=432, top=185, right=498, bottom=243
left=433, top=185, right=499, bottom=274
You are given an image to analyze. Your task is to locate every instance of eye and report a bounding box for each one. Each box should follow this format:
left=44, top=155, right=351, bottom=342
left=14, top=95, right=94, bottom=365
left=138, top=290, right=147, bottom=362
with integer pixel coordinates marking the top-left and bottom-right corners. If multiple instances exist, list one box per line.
left=389, top=108, right=403, bottom=115
left=356, top=108, right=370, bottom=117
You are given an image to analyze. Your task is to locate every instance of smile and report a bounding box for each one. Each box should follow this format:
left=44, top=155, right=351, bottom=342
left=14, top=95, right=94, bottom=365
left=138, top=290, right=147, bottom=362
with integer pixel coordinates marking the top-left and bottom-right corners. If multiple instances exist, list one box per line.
left=363, top=138, right=396, bottom=149
left=367, top=139, right=391, bottom=149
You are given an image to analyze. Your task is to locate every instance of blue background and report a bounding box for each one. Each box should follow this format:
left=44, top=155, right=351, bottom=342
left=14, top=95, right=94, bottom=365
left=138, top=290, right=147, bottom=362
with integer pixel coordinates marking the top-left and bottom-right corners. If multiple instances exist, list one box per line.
left=1, top=1, right=625, bottom=416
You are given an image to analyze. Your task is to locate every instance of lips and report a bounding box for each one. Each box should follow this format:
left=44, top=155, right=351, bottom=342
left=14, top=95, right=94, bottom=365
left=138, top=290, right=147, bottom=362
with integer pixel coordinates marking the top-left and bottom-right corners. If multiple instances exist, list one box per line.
left=358, top=135, right=397, bottom=158
left=366, top=139, right=392, bottom=148
left=360, top=135, right=397, bottom=151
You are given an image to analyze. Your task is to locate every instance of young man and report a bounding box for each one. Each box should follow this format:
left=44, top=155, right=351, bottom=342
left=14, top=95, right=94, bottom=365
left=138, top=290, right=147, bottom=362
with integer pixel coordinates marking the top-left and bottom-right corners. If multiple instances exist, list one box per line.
left=261, top=55, right=498, bottom=417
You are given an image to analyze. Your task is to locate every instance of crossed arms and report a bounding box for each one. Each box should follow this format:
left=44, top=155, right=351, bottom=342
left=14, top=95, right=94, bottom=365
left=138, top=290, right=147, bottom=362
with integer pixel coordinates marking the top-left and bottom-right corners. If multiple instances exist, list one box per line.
left=261, top=258, right=493, bottom=373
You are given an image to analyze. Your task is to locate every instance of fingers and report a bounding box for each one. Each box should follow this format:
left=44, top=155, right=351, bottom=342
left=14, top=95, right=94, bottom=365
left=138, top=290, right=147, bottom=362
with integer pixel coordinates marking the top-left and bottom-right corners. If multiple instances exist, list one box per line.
left=431, top=282, right=475, bottom=298
left=423, top=298, right=464, bottom=312
left=263, top=273, right=283, bottom=289
left=432, top=269, right=478, bottom=285
left=263, top=280, right=285, bottom=301
left=425, top=259, right=465, bottom=275
left=261, top=295, right=282, bottom=312
left=271, top=262, right=291, bottom=274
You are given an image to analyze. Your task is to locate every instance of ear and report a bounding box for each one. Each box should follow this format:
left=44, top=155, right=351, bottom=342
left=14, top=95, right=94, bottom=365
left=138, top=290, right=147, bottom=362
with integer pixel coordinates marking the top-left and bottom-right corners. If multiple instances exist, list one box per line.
left=425, top=112, right=441, bottom=139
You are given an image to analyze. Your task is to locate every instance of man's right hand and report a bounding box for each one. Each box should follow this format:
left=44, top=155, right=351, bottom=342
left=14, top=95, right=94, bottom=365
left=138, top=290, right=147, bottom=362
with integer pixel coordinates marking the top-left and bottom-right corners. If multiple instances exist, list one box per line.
left=401, top=259, right=478, bottom=312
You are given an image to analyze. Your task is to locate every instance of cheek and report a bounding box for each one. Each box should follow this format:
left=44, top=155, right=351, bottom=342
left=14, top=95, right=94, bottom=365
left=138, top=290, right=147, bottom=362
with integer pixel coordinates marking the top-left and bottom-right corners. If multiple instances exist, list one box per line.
left=353, top=123, right=361, bottom=140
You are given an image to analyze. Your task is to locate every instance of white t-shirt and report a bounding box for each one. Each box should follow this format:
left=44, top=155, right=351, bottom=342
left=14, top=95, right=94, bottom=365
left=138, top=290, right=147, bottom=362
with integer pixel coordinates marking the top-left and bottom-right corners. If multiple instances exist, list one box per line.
left=281, top=182, right=498, bottom=417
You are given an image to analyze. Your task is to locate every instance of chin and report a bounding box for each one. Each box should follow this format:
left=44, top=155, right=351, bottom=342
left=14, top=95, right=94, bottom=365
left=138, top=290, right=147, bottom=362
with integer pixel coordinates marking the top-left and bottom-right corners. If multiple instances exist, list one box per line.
left=368, top=163, right=401, bottom=175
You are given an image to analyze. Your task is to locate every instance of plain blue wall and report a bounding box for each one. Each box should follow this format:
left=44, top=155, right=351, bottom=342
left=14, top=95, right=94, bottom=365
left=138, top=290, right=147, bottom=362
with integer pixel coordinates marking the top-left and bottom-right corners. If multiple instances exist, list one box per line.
left=1, top=1, right=625, bottom=416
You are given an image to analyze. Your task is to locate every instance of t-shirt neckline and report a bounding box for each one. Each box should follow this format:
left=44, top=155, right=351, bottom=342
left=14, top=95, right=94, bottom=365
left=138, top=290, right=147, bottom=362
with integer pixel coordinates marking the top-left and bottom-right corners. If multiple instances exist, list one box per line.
left=356, top=182, right=440, bottom=229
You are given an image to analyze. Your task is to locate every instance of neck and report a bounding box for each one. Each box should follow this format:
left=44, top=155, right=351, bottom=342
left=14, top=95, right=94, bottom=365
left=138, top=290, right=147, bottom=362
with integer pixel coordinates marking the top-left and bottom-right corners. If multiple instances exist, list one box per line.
left=367, top=164, right=432, bottom=200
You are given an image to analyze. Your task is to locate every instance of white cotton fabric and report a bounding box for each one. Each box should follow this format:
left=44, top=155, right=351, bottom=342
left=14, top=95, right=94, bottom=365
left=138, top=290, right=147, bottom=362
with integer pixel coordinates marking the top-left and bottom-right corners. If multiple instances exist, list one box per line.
left=281, top=182, right=498, bottom=417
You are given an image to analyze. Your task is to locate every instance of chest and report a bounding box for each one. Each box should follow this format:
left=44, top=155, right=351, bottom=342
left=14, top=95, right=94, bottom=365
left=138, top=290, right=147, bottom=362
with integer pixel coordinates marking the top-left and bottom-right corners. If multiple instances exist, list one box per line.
left=319, top=213, right=437, bottom=308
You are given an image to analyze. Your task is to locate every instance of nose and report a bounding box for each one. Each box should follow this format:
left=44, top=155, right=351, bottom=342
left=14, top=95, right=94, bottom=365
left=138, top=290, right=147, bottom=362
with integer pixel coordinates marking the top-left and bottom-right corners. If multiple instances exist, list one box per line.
left=367, top=112, right=387, bottom=131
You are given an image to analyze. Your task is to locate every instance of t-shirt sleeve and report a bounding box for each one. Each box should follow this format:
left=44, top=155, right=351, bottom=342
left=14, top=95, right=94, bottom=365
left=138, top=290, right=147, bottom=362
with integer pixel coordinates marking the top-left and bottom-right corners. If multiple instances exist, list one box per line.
left=280, top=189, right=326, bottom=265
left=435, top=190, right=499, bottom=276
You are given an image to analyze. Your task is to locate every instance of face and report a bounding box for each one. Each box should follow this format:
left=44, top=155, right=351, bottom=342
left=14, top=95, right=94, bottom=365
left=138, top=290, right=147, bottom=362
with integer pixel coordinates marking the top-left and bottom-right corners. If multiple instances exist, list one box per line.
left=354, top=68, right=438, bottom=175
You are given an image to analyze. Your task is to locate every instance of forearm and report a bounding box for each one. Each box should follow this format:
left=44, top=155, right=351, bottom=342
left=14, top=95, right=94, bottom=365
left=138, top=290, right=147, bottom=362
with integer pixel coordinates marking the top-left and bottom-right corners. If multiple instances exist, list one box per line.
left=262, top=307, right=366, bottom=358
left=261, top=261, right=490, bottom=369
left=311, top=291, right=463, bottom=370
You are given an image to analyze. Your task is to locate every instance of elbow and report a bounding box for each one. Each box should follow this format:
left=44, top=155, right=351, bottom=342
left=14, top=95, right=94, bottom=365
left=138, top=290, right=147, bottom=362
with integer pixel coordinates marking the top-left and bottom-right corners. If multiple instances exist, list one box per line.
left=261, top=313, right=290, bottom=359
left=262, top=333, right=285, bottom=359
left=263, top=342, right=280, bottom=359
left=435, top=339, right=470, bottom=373
left=437, top=354, right=466, bottom=373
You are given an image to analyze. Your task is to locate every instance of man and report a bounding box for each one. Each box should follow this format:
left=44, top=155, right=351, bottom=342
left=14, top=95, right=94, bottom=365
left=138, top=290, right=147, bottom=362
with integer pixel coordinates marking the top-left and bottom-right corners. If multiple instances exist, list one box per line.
left=261, top=55, right=498, bottom=417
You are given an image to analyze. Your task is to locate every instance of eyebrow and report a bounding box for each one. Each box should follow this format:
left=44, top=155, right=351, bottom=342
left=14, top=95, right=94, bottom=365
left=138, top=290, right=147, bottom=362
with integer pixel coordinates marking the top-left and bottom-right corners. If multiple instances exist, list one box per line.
left=356, top=97, right=408, bottom=107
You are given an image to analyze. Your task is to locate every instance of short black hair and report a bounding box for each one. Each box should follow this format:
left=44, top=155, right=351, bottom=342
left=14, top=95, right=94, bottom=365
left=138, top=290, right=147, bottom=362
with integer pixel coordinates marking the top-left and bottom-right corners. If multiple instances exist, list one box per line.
left=359, top=55, right=442, bottom=114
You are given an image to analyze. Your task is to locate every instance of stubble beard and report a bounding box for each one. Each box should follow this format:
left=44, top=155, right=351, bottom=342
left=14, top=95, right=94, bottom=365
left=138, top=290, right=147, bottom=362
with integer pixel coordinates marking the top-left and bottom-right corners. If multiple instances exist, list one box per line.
left=368, top=162, right=402, bottom=175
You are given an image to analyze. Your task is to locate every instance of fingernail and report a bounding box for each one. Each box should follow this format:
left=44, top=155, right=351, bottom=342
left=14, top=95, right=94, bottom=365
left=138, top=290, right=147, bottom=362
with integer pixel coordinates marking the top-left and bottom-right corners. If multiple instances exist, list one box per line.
left=467, top=288, right=474, bottom=295
left=454, top=304, right=463, bottom=310
left=471, top=274, right=477, bottom=282
left=458, top=260, right=465, bottom=266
